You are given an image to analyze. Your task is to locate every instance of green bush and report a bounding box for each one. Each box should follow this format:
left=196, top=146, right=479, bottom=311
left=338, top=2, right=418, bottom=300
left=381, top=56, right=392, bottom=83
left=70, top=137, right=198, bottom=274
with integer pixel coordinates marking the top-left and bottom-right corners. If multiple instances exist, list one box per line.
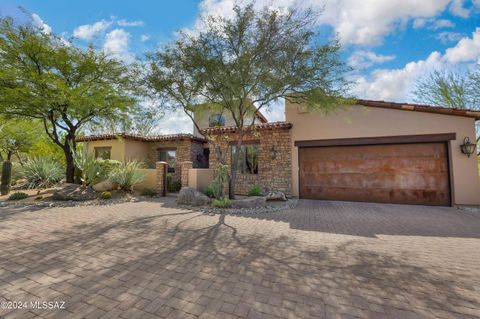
left=23, top=157, right=63, bottom=189
left=204, top=183, right=215, bottom=198
left=209, top=164, right=229, bottom=199
left=247, top=185, right=262, bottom=196
left=97, top=160, right=121, bottom=176
left=109, top=161, right=145, bottom=191
left=166, top=174, right=182, bottom=193
left=73, top=151, right=104, bottom=186
left=141, top=188, right=158, bottom=197
left=8, top=192, right=28, bottom=200
left=212, top=198, right=231, bottom=208
left=100, top=191, right=111, bottom=199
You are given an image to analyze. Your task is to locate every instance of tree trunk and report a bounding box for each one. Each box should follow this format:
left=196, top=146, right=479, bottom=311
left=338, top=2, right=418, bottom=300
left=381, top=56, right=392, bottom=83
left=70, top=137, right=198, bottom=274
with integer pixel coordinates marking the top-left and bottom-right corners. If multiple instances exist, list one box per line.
left=7, top=149, right=12, bottom=161
left=63, top=137, right=75, bottom=183
left=229, top=133, right=245, bottom=200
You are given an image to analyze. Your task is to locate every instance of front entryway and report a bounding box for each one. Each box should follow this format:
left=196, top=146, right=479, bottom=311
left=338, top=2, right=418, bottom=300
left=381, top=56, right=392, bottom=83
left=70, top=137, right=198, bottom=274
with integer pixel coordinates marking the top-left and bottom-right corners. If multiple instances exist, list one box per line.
left=299, top=142, right=451, bottom=206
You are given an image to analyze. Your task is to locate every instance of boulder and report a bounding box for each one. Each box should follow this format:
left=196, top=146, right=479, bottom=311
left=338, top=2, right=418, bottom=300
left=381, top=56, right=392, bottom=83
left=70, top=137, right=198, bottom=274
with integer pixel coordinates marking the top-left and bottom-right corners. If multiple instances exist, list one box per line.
left=231, top=196, right=266, bottom=209
left=265, top=191, right=287, bottom=201
left=52, top=183, right=98, bottom=201
left=93, top=180, right=118, bottom=192
left=177, top=187, right=211, bottom=206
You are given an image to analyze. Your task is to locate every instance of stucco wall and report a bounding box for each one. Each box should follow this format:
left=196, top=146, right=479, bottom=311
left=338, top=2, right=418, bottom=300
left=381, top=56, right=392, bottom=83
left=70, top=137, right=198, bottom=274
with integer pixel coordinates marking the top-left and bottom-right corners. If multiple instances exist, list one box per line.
left=286, top=101, right=480, bottom=205
left=193, top=112, right=256, bottom=137
left=188, top=168, right=215, bottom=192
left=133, top=169, right=157, bottom=191
left=124, top=140, right=150, bottom=163
left=84, top=139, right=125, bottom=161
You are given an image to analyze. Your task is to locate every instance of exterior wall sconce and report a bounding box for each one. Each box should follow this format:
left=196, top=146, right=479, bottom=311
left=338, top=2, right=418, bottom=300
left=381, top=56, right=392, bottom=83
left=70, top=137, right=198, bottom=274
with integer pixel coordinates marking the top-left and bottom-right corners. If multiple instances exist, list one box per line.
left=270, top=145, right=277, bottom=159
left=460, top=137, right=476, bottom=157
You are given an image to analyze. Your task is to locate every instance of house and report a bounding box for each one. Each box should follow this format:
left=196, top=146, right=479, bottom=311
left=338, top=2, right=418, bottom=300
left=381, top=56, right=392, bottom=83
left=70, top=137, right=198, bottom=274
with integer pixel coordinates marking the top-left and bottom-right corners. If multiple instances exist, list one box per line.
left=77, top=99, right=480, bottom=206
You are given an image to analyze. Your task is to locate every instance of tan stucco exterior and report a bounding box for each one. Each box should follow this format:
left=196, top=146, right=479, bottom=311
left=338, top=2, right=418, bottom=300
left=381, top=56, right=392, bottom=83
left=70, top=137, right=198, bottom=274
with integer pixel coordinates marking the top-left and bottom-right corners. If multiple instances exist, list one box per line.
left=188, top=168, right=215, bottom=192
left=84, top=138, right=125, bottom=161
left=286, top=101, right=480, bottom=205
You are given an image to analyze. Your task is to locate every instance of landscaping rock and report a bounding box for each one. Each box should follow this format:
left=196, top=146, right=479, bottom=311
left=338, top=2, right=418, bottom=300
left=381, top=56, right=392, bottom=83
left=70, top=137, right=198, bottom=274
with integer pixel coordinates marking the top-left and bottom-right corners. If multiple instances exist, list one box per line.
left=93, top=180, right=118, bottom=192
left=230, top=196, right=266, bottom=209
left=265, top=191, right=287, bottom=201
left=52, top=183, right=98, bottom=201
left=177, top=187, right=211, bottom=206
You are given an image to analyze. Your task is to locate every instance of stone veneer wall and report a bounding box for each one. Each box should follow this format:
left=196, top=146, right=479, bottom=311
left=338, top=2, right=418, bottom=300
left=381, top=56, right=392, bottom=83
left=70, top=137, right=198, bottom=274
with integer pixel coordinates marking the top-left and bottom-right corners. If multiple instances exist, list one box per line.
left=208, top=128, right=292, bottom=196
left=146, top=139, right=207, bottom=181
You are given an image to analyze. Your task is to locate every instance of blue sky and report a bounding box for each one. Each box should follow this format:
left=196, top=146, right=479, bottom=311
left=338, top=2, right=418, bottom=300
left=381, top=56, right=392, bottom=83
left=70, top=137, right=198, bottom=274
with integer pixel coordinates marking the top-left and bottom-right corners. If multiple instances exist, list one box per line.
left=1, top=0, right=480, bottom=133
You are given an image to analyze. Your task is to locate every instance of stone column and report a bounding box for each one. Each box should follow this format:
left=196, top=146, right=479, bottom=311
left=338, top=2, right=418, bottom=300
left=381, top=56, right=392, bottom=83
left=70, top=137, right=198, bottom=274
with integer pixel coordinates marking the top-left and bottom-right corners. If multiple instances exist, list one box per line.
left=156, top=161, right=168, bottom=196
left=180, top=161, right=193, bottom=187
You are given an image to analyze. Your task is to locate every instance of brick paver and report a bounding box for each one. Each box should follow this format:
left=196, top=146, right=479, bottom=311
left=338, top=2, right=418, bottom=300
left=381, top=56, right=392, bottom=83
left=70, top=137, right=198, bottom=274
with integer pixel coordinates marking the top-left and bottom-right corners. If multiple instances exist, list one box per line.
left=0, top=198, right=479, bottom=318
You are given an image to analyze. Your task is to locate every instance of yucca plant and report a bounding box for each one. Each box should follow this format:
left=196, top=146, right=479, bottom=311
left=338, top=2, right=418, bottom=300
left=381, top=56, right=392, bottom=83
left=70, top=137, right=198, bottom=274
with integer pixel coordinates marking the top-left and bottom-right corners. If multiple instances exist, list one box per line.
left=23, top=157, right=63, bottom=189
left=109, top=161, right=145, bottom=191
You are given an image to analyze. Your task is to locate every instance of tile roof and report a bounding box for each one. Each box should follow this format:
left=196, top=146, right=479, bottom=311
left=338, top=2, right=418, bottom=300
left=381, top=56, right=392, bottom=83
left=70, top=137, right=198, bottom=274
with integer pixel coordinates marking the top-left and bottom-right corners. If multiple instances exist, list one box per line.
left=201, top=121, right=292, bottom=134
left=76, top=133, right=206, bottom=143
left=357, top=99, right=480, bottom=120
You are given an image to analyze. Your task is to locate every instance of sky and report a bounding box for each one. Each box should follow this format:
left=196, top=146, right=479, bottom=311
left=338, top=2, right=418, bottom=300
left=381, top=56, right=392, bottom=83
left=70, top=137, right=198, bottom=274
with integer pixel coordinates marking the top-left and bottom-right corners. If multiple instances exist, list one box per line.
left=1, top=0, right=480, bottom=134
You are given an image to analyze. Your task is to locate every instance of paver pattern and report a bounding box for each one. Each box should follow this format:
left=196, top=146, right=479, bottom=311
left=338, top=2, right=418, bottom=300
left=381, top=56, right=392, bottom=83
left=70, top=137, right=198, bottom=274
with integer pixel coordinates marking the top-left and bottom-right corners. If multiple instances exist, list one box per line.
left=0, top=198, right=479, bottom=319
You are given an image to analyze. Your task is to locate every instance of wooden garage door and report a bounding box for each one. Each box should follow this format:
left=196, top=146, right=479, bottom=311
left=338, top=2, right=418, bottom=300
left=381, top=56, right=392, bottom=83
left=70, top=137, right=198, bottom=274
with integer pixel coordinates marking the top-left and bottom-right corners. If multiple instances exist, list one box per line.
left=299, top=143, right=450, bottom=206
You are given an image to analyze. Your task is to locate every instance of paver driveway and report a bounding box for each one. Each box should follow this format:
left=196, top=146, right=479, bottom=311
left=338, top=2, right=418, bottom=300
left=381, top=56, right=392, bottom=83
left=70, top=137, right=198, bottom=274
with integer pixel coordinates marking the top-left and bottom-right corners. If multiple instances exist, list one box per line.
left=0, top=198, right=479, bottom=319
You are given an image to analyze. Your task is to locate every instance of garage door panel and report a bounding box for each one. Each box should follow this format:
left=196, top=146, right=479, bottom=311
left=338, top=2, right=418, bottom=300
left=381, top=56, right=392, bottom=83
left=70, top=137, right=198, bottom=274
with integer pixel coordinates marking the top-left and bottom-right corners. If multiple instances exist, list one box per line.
left=299, top=143, right=450, bottom=206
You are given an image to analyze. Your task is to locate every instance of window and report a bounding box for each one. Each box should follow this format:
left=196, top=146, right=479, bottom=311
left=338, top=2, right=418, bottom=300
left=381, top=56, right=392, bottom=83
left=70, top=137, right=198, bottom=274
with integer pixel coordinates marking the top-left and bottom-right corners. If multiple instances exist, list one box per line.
left=232, top=144, right=259, bottom=174
left=94, top=147, right=111, bottom=160
left=158, top=149, right=176, bottom=173
left=209, top=114, right=225, bottom=127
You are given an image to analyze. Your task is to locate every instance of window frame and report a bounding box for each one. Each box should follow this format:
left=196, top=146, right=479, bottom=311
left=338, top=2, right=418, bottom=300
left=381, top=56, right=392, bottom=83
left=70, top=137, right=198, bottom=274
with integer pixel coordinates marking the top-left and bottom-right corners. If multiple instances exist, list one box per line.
left=94, top=147, right=112, bottom=160
left=158, top=148, right=177, bottom=173
left=208, top=114, right=226, bottom=127
left=231, top=142, right=259, bottom=175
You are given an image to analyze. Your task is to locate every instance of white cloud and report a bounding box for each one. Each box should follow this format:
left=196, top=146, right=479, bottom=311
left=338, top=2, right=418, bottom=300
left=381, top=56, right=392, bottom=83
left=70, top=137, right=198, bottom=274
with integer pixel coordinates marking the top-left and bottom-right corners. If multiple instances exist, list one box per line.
left=157, top=109, right=193, bottom=134
left=140, top=34, right=151, bottom=42
left=352, top=28, right=480, bottom=102
left=194, top=0, right=473, bottom=46
left=436, top=31, right=463, bottom=44
left=73, top=20, right=112, bottom=40
left=431, top=19, right=455, bottom=30
left=103, top=29, right=134, bottom=63
left=118, top=19, right=144, bottom=27
left=449, top=0, right=471, bottom=17
left=31, top=13, right=52, bottom=34
left=444, top=27, right=480, bottom=63
left=348, top=50, right=396, bottom=69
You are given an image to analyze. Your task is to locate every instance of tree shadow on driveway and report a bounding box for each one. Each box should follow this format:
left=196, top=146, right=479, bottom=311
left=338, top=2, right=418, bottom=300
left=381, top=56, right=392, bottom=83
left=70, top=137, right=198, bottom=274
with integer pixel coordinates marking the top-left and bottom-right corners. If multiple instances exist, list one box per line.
left=0, top=204, right=479, bottom=318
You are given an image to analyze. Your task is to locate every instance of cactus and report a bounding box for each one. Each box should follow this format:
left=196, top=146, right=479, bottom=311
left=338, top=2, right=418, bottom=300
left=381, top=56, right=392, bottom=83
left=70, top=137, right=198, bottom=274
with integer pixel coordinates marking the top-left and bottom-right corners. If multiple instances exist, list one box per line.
left=1, top=160, right=12, bottom=195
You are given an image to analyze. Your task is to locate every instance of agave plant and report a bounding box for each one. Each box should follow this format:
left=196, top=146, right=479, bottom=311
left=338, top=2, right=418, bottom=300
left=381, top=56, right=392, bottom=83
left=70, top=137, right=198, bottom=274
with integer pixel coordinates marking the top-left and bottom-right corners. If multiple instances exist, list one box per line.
left=109, top=161, right=145, bottom=191
left=23, top=157, right=64, bottom=189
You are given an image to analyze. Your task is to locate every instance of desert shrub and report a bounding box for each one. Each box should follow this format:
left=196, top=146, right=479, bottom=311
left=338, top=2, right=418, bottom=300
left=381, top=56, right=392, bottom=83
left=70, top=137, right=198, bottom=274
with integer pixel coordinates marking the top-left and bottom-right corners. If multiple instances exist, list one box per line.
left=8, top=192, right=28, bottom=200
left=109, top=161, right=145, bottom=191
left=247, top=185, right=262, bottom=196
left=166, top=174, right=182, bottom=193
left=73, top=151, right=104, bottom=186
left=212, top=198, right=231, bottom=208
left=204, top=183, right=215, bottom=198
left=97, top=160, right=121, bottom=176
left=209, top=164, right=229, bottom=199
left=100, top=191, right=111, bottom=199
left=11, top=162, right=24, bottom=185
left=141, top=188, right=158, bottom=197
left=23, top=157, right=63, bottom=189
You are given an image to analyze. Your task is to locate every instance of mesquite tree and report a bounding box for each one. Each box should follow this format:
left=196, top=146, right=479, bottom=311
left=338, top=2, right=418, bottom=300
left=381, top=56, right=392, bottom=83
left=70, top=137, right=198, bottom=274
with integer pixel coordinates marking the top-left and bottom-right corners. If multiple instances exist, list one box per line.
left=0, top=17, right=137, bottom=182
left=146, top=4, right=352, bottom=198
left=413, top=68, right=480, bottom=153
